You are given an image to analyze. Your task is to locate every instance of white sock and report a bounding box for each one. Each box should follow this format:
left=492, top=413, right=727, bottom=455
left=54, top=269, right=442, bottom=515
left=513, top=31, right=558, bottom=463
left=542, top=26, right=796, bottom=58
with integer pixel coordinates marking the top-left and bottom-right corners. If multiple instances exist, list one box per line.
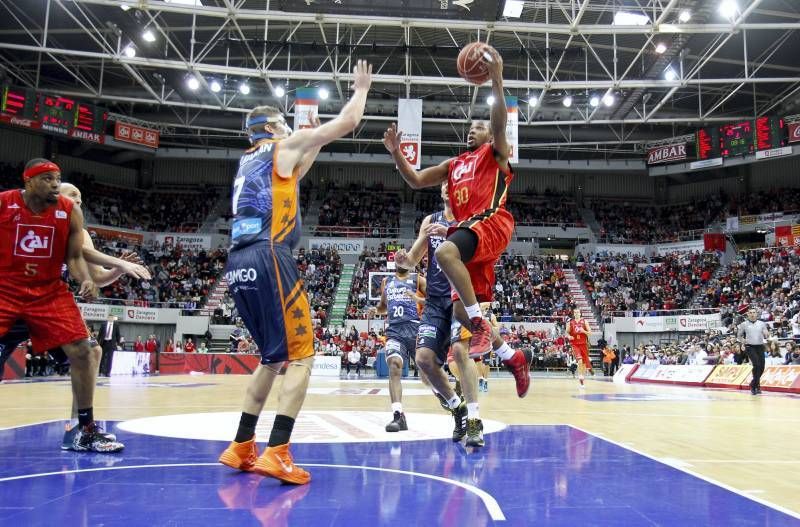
left=447, top=394, right=461, bottom=409
left=495, top=342, right=515, bottom=361
left=392, top=402, right=403, bottom=413
left=467, top=402, right=480, bottom=420
left=465, top=303, right=482, bottom=320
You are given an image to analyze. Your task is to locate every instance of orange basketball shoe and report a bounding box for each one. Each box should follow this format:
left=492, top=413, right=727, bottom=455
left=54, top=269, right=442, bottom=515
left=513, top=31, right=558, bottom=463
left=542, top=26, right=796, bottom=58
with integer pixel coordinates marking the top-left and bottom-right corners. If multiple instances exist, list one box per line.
left=253, top=443, right=311, bottom=485
left=219, top=437, right=259, bottom=472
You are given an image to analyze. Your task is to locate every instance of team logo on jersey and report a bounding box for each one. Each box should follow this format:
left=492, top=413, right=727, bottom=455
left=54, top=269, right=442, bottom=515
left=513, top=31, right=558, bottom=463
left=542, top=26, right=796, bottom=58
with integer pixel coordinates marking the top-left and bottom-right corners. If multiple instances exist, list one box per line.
left=14, top=224, right=54, bottom=258
left=55, top=210, right=67, bottom=219
left=8, top=203, right=19, bottom=209
left=450, top=155, right=477, bottom=183
left=232, top=218, right=261, bottom=239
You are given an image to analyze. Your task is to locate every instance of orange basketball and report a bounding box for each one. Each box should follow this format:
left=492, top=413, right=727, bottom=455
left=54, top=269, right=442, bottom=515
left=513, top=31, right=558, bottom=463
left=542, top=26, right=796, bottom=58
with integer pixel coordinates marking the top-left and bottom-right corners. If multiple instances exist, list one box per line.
left=457, top=42, right=491, bottom=85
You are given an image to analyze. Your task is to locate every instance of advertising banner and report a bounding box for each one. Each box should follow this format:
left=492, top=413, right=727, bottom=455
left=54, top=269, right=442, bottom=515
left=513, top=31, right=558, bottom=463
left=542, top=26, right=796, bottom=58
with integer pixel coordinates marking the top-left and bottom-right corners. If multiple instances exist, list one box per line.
left=742, top=365, right=800, bottom=393
left=704, top=364, right=752, bottom=389
left=398, top=98, right=422, bottom=169
left=155, top=234, right=212, bottom=251
left=647, top=143, right=687, bottom=165
left=308, top=237, right=364, bottom=255
left=506, top=96, right=519, bottom=164
left=311, top=355, right=342, bottom=377
left=114, top=121, right=159, bottom=148
left=294, top=88, right=319, bottom=132
left=87, top=225, right=144, bottom=245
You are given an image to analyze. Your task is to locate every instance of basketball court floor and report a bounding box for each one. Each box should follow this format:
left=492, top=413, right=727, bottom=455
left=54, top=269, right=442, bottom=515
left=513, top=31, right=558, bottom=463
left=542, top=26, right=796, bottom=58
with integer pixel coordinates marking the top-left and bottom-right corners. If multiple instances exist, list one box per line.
left=1, top=373, right=798, bottom=526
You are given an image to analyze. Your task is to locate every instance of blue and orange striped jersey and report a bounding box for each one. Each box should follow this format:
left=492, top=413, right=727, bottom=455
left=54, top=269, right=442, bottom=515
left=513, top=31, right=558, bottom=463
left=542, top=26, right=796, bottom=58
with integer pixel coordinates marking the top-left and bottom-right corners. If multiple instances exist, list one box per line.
left=230, top=140, right=301, bottom=251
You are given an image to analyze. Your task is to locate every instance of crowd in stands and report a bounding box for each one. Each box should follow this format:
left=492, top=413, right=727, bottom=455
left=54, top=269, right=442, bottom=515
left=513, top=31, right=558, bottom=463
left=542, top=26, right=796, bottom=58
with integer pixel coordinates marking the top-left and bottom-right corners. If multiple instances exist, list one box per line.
left=591, top=196, right=727, bottom=244
left=730, top=187, right=800, bottom=216
left=505, top=199, right=584, bottom=227
left=491, top=254, right=574, bottom=322
left=348, top=245, right=393, bottom=319
left=316, top=184, right=400, bottom=237
left=578, top=251, right=721, bottom=321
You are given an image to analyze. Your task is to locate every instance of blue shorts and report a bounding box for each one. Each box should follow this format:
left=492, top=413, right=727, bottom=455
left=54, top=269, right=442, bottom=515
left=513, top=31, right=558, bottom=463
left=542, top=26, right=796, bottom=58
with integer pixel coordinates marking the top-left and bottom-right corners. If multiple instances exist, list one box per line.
left=416, top=295, right=453, bottom=364
left=225, top=243, right=314, bottom=364
left=385, top=321, right=420, bottom=364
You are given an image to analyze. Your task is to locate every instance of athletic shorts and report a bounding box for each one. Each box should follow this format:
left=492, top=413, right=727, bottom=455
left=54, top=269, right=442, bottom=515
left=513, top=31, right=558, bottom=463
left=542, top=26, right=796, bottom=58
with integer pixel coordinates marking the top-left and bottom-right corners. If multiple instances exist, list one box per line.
left=0, top=282, right=89, bottom=353
left=416, top=295, right=453, bottom=364
left=225, top=243, right=314, bottom=364
left=448, top=209, right=514, bottom=303
left=574, top=345, right=591, bottom=367
left=385, top=321, right=419, bottom=364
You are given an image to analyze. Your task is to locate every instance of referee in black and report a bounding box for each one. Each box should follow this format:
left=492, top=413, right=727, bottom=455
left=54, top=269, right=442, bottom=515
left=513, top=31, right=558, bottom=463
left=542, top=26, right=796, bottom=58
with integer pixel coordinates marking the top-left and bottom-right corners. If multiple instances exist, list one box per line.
left=737, top=307, right=770, bottom=395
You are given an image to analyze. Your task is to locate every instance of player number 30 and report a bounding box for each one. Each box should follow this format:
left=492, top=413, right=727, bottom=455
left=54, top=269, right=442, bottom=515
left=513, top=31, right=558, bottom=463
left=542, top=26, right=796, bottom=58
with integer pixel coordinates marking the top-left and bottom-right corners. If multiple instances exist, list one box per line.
left=453, top=187, right=469, bottom=206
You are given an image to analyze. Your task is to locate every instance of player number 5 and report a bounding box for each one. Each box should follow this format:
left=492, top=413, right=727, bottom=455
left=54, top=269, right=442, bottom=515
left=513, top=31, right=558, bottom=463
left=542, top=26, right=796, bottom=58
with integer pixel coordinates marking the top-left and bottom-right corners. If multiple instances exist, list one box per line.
left=24, top=263, right=38, bottom=277
left=454, top=187, right=469, bottom=206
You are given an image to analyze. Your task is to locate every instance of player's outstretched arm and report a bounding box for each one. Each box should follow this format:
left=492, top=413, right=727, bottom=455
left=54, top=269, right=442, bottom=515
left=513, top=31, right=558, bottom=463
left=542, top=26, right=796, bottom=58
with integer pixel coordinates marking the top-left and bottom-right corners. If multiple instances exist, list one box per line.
left=281, top=60, right=372, bottom=162
left=383, top=123, right=449, bottom=189
left=80, top=233, right=152, bottom=287
left=396, top=214, right=432, bottom=270
left=296, top=112, right=323, bottom=179
left=66, top=206, right=98, bottom=300
left=482, top=45, right=510, bottom=166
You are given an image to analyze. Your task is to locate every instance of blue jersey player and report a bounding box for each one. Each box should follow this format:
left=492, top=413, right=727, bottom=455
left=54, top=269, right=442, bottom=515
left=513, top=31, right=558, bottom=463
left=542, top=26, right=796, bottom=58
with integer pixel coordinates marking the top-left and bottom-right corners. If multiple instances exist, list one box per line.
left=371, top=268, right=426, bottom=432
left=218, top=60, right=373, bottom=485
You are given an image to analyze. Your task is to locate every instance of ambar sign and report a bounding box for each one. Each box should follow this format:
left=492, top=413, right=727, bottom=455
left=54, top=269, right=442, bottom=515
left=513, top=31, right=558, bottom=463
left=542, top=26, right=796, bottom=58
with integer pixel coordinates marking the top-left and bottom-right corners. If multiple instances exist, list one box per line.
left=647, top=143, right=687, bottom=164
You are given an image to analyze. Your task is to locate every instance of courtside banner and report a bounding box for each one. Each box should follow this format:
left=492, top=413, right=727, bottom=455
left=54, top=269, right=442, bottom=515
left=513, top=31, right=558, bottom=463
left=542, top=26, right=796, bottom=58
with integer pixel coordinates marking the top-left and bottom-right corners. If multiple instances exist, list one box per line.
left=312, top=356, right=341, bottom=377
left=294, top=88, right=319, bottom=131
left=629, top=363, right=660, bottom=381
left=704, top=364, right=752, bottom=389
left=742, top=365, right=800, bottom=393
left=398, top=98, right=422, bottom=169
left=642, top=365, right=715, bottom=386
left=308, top=237, right=364, bottom=255
left=613, top=363, right=638, bottom=384
left=506, top=96, right=519, bottom=163
left=646, top=143, right=687, bottom=165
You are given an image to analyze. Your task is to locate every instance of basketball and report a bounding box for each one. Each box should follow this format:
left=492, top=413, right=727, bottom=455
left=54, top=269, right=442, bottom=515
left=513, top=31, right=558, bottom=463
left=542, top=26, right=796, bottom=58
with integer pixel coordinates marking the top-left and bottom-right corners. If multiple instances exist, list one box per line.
left=457, top=42, right=492, bottom=85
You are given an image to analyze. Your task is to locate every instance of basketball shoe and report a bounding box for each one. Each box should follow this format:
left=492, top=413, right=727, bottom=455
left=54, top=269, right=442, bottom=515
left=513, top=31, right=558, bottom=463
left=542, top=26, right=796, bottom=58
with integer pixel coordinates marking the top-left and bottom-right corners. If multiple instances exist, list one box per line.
left=253, top=443, right=311, bottom=485
left=219, top=436, right=259, bottom=471
left=385, top=411, right=408, bottom=432
left=503, top=349, right=531, bottom=398
left=72, top=422, right=124, bottom=453
left=468, top=317, right=493, bottom=358
left=62, top=422, right=116, bottom=451
left=451, top=400, right=467, bottom=442
left=465, top=418, right=484, bottom=448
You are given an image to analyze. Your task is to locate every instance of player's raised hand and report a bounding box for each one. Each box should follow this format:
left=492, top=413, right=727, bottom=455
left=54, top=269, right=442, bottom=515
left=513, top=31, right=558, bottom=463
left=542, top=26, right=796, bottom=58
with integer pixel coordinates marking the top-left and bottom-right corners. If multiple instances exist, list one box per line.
left=79, top=279, right=99, bottom=301
left=481, top=44, right=503, bottom=81
left=351, top=59, right=373, bottom=91
left=120, top=251, right=144, bottom=265
left=307, top=111, right=321, bottom=129
left=383, top=123, right=403, bottom=154
left=119, top=260, right=152, bottom=281
left=394, top=248, right=410, bottom=268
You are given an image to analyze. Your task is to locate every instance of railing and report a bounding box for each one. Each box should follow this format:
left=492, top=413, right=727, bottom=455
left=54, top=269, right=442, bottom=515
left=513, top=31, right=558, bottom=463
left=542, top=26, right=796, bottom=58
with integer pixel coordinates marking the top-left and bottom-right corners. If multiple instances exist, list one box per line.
left=596, top=228, right=709, bottom=245
left=515, top=220, right=587, bottom=228
left=313, top=225, right=400, bottom=238
left=609, top=307, right=720, bottom=318
left=78, top=297, right=205, bottom=314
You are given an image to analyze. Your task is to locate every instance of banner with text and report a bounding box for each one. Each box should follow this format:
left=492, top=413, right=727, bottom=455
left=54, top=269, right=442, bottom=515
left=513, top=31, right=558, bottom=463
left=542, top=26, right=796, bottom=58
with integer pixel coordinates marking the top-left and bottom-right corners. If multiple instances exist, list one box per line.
left=398, top=98, right=422, bottom=169
left=613, top=313, right=722, bottom=333
left=79, top=304, right=181, bottom=324
left=775, top=225, right=800, bottom=246
left=789, top=122, right=800, bottom=144
left=647, top=143, right=687, bottom=165
left=308, top=237, right=364, bottom=255
left=294, top=88, right=319, bottom=131
left=506, top=96, right=519, bottom=164
left=155, top=234, right=212, bottom=251
left=114, top=121, right=159, bottom=149
left=87, top=225, right=145, bottom=245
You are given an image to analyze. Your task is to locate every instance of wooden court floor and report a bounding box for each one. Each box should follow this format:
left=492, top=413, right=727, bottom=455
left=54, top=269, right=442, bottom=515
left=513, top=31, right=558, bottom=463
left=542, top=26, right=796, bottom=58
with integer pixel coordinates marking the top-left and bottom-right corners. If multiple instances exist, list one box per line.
left=1, top=373, right=798, bottom=517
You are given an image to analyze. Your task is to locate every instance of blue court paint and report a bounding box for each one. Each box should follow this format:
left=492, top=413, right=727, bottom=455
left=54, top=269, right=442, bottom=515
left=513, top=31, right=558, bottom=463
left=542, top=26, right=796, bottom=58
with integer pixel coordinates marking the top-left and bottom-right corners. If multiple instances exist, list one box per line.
left=573, top=393, right=718, bottom=402
left=0, top=422, right=797, bottom=526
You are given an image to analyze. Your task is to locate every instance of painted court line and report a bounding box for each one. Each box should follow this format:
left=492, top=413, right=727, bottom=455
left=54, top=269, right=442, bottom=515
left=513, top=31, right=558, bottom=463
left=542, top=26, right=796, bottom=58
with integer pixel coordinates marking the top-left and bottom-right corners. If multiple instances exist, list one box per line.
left=0, top=462, right=506, bottom=521
left=568, top=425, right=800, bottom=521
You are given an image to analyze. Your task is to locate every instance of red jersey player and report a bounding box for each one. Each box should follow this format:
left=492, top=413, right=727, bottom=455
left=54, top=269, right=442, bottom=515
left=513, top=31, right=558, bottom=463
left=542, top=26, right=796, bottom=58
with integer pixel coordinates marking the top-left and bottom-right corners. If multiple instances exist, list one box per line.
left=0, top=159, right=122, bottom=452
left=383, top=44, right=529, bottom=397
left=567, top=308, right=593, bottom=388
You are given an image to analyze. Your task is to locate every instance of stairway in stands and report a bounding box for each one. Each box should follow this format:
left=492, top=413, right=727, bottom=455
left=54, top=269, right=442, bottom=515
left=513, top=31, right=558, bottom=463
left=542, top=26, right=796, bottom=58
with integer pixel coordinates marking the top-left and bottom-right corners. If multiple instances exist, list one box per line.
left=563, top=267, right=602, bottom=344
left=329, top=264, right=356, bottom=327
left=201, top=277, right=229, bottom=316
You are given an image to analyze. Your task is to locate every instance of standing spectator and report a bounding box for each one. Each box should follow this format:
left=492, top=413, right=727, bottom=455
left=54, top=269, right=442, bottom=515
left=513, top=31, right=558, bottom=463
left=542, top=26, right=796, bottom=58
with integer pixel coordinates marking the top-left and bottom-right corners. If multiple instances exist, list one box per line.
left=602, top=345, right=616, bottom=376
left=229, top=328, right=244, bottom=353
left=175, top=341, right=183, bottom=353
left=145, top=335, right=159, bottom=354
left=346, top=347, right=362, bottom=378
left=164, top=339, right=175, bottom=353
left=198, top=341, right=209, bottom=354
left=184, top=338, right=196, bottom=353
left=99, top=315, right=121, bottom=377
left=133, top=336, right=145, bottom=352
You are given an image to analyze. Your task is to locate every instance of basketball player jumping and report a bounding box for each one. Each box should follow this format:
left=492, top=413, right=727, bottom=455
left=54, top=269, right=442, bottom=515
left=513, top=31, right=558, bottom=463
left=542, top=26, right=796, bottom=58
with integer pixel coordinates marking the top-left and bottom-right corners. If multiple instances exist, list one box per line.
left=567, top=308, right=593, bottom=388
left=370, top=267, right=426, bottom=432
left=384, top=44, right=530, bottom=398
left=0, top=159, right=124, bottom=452
left=218, top=60, right=372, bottom=485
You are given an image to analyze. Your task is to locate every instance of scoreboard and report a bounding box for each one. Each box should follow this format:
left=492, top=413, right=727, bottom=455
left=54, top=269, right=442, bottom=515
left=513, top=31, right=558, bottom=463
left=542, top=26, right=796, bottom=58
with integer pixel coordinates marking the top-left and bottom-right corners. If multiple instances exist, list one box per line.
left=755, top=116, right=786, bottom=150
left=696, top=127, right=720, bottom=160
left=719, top=120, right=755, bottom=157
left=0, top=85, right=106, bottom=143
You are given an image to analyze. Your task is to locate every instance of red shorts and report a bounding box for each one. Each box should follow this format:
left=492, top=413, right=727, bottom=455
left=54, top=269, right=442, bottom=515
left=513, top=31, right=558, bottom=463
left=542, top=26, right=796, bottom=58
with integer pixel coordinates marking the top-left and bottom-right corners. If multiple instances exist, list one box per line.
left=573, top=345, right=590, bottom=366
left=0, top=282, right=89, bottom=352
left=449, top=208, right=514, bottom=303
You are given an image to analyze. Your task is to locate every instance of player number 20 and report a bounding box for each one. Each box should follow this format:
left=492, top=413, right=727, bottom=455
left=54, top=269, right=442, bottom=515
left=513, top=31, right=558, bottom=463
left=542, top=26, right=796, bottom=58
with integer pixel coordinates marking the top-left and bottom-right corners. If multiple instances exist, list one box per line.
left=392, top=306, right=404, bottom=318
left=454, top=187, right=469, bottom=206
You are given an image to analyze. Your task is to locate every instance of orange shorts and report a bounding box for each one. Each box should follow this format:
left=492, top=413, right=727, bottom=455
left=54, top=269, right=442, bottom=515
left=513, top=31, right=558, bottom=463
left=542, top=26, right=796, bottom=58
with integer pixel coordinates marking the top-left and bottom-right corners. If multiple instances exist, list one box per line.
left=448, top=209, right=514, bottom=303
left=574, top=345, right=591, bottom=367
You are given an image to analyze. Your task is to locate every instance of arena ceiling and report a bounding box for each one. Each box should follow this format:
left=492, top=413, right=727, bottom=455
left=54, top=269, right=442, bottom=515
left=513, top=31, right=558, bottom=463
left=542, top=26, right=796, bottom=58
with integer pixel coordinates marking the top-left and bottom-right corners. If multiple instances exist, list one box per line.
left=1, top=0, right=800, bottom=159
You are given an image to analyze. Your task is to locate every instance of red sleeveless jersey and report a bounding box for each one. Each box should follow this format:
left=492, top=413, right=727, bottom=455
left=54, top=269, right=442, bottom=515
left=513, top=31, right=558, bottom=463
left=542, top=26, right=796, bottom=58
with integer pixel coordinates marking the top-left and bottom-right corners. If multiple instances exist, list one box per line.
left=567, top=319, right=589, bottom=347
left=0, top=190, right=74, bottom=287
left=447, top=143, right=513, bottom=222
